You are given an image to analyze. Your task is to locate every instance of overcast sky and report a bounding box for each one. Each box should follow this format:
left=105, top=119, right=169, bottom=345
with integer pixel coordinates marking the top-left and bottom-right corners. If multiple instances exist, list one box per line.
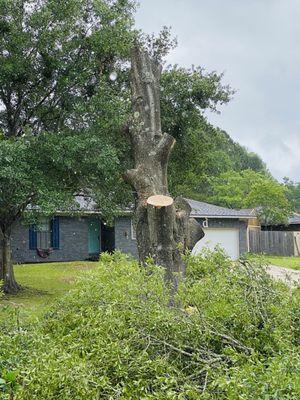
left=135, top=0, right=300, bottom=182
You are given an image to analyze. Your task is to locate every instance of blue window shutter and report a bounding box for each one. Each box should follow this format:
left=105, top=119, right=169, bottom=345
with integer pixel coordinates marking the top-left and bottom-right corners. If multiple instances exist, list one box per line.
left=51, top=217, right=60, bottom=249
left=29, top=225, right=37, bottom=250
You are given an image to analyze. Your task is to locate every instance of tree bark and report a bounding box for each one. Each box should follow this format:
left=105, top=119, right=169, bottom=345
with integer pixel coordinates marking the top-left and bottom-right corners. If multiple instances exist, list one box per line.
left=0, top=227, right=20, bottom=293
left=124, top=46, right=204, bottom=290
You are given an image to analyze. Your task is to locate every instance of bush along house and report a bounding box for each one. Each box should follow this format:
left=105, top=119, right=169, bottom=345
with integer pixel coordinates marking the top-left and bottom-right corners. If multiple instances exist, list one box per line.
left=3, top=197, right=258, bottom=264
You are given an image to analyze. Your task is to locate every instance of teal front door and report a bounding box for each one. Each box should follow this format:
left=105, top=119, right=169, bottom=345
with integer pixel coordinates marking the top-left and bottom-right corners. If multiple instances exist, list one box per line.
left=88, top=218, right=100, bottom=254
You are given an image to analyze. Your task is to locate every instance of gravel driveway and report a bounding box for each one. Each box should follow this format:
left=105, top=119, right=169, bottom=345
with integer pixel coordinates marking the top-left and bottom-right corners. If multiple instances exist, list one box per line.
left=266, top=265, right=300, bottom=285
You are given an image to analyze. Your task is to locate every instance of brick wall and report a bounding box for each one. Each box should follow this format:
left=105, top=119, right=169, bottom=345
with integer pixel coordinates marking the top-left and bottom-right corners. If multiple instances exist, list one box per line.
left=10, top=216, right=92, bottom=263
left=114, top=217, right=138, bottom=258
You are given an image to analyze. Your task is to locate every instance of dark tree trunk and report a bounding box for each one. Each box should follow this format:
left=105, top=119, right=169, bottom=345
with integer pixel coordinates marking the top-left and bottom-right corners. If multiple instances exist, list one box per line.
left=124, top=46, right=204, bottom=291
left=0, top=227, right=20, bottom=293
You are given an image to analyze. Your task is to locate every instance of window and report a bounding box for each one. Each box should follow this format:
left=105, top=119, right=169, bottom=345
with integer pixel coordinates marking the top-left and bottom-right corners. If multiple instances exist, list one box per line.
left=36, top=218, right=51, bottom=249
left=131, top=219, right=136, bottom=240
left=29, top=216, right=60, bottom=250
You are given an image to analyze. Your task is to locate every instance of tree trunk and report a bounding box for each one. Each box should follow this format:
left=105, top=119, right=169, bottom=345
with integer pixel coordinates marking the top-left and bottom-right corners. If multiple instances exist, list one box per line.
left=124, top=46, right=204, bottom=290
left=0, top=227, right=20, bottom=293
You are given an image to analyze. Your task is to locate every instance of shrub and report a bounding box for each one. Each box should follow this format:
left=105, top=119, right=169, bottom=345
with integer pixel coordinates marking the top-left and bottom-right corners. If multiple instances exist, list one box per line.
left=0, top=251, right=299, bottom=399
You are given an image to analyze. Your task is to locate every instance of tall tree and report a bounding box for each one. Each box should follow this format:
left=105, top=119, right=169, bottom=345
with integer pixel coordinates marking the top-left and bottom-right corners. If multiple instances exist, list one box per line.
left=0, top=0, right=135, bottom=292
left=123, top=46, right=205, bottom=291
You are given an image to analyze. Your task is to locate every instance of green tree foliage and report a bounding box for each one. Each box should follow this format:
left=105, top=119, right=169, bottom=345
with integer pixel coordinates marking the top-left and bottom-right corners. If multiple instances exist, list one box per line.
left=0, top=0, right=136, bottom=291
left=0, top=0, right=135, bottom=136
left=284, top=178, right=300, bottom=213
left=158, top=66, right=267, bottom=200
left=209, top=170, right=292, bottom=224
left=0, top=251, right=299, bottom=398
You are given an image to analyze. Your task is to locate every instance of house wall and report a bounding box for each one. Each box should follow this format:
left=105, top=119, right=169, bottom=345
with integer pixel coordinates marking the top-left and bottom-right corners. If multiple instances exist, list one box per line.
left=10, top=216, right=91, bottom=263
left=195, top=218, right=248, bottom=255
left=114, top=217, right=138, bottom=258
left=5, top=215, right=248, bottom=264
left=114, top=216, right=248, bottom=258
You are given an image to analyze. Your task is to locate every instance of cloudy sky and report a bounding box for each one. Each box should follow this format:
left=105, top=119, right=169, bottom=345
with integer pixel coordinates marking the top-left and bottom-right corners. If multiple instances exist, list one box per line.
left=135, top=0, right=300, bottom=182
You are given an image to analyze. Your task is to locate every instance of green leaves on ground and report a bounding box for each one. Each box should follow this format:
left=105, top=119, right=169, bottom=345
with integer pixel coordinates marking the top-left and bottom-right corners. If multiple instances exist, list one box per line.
left=1, top=251, right=299, bottom=399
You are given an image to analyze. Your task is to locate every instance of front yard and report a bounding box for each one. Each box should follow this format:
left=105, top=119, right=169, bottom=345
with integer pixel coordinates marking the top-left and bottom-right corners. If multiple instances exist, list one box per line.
left=0, top=261, right=98, bottom=321
left=266, top=256, right=300, bottom=271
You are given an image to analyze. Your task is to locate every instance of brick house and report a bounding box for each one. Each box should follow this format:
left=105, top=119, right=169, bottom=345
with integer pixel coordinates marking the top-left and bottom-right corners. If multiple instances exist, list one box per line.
left=4, top=197, right=256, bottom=263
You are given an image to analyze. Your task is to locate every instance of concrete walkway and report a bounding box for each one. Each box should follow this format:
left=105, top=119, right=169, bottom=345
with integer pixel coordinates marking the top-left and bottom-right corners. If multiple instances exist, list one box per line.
left=266, top=265, right=300, bottom=285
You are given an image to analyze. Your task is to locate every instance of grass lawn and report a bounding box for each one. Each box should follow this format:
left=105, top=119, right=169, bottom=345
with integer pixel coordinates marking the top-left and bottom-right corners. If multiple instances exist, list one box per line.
left=266, top=256, right=300, bottom=271
left=0, top=261, right=98, bottom=321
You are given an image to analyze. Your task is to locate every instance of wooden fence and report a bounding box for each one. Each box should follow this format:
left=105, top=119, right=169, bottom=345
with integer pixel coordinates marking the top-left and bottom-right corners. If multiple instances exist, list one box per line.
left=249, top=230, right=298, bottom=256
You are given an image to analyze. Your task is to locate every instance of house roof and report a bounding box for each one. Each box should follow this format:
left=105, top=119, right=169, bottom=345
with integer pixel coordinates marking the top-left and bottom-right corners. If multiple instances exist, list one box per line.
left=74, top=196, right=256, bottom=219
left=27, top=195, right=102, bottom=215
left=72, top=196, right=134, bottom=215
left=185, top=198, right=255, bottom=219
left=73, top=197, right=300, bottom=226
left=73, top=195, right=98, bottom=212
left=33, top=194, right=299, bottom=224
left=288, top=213, right=300, bottom=225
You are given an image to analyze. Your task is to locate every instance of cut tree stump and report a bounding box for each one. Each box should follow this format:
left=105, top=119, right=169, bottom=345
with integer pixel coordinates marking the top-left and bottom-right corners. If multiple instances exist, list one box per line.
left=147, top=195, right=174, bottom=208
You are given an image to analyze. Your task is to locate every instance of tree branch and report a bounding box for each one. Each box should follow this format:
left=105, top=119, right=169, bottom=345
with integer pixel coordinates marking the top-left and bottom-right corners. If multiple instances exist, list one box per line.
left=155, top=133, right=176, bottom=163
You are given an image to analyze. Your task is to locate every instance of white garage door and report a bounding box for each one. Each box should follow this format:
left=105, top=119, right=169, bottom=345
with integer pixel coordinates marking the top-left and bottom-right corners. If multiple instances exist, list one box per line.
left=192, top=228, right=240, bottom=260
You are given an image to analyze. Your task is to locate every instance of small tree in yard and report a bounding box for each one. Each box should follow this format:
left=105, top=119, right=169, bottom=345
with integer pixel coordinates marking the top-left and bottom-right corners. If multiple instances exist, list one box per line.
left=0, top=0, right=135, bottom=292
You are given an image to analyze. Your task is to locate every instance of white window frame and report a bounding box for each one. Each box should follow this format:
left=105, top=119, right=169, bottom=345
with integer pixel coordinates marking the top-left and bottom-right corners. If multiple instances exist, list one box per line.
left=131, top=219, right=136, bottom=240
left=36, top=218, right=51, bottom=249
